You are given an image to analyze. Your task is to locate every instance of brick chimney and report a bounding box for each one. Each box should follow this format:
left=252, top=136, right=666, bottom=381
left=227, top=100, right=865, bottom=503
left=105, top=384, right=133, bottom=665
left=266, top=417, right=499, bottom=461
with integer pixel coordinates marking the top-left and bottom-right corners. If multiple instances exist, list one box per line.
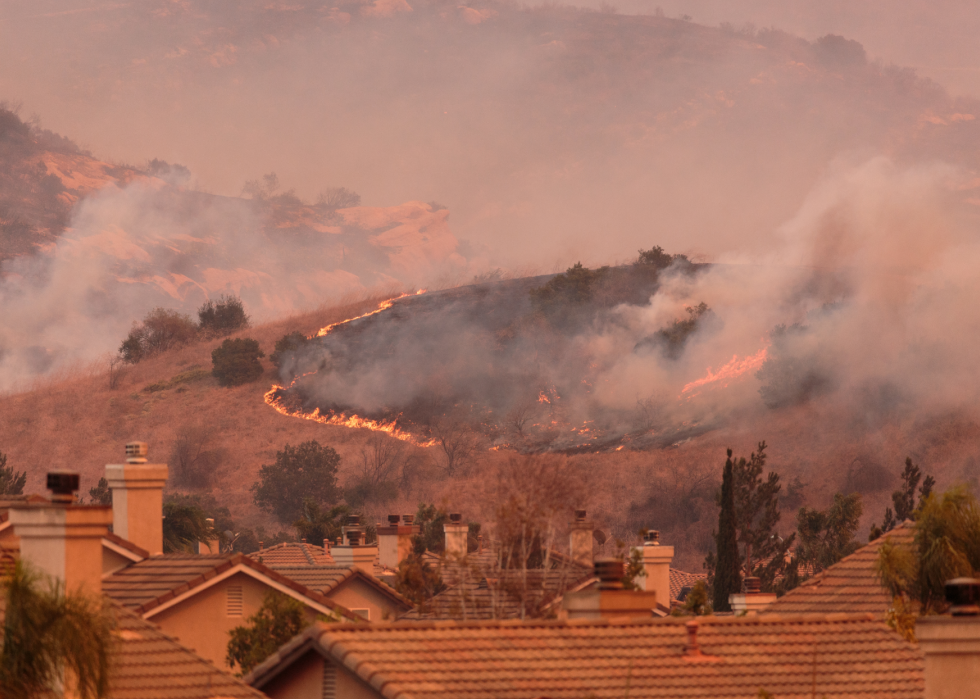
left=444, top=513, right=468, bottom=560
left=9, top=471, right=112, bottom=594
left=569, top=509, right=594, bottom=567
left=563, top=558, right=658, bottom=620
left=633, top=529, right=673, bottom=604
left=378, top=514, right=419, bottom=570
left=918, top=578, right=980, bottom=699
left=333, top=514, right=378, bottom=569
left=729, top=576, right=777, bottom=615
left=105, top=442, right=168, bottom=556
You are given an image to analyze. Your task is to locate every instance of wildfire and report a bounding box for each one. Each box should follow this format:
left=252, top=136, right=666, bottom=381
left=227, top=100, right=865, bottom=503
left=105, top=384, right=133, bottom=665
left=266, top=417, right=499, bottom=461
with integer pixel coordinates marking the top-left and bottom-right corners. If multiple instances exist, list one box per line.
left=681, top=344, right=769, bottom=396
left=265, top=290, right=436, bottom=446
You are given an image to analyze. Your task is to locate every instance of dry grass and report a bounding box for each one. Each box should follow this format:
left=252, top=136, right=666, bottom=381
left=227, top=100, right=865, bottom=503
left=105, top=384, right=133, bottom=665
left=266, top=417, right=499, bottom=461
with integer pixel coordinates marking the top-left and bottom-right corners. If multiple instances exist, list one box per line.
left=2, top=290, right=979, bottom=571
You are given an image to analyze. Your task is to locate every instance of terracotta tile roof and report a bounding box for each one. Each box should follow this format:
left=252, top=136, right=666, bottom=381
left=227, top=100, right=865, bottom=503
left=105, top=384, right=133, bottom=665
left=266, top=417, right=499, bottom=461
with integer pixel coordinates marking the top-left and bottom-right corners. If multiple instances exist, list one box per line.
left=402, top=568, right=595, bottom=620
left=253, top=541, right=334, bottom=567
left=111, top=603, right=266, bottom=699
left=766, top=523, right=915, bottom=616
left=102, top=552, right=361, bottom=620
left=270, top=565, right=412, bottom=609
left=247, top=613, right=923, bottom=699
left=670, top=568, right=707, bottom=602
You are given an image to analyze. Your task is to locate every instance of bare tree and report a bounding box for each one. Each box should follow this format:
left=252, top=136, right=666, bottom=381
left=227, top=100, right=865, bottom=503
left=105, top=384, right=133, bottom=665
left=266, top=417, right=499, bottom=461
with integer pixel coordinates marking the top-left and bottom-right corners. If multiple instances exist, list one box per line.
left=107, top=354, right=124, bottom=390
left=507, top=397, right=537, bottom=441
left=432, top=417, right=479, bottom=477
left=168, top=426, right=225, bottom=489
left=360, top=432, right=402, bottom=485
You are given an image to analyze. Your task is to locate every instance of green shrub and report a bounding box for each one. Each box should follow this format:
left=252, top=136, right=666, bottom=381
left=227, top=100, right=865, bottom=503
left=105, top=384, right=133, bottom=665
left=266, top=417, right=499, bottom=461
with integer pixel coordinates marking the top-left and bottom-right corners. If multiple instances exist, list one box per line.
left=119, top=308, right=199, bottom=363
left=226, top=592, right=312, bottom=675
left=198, top=295, right=249, bottom=337
left=211, top=338, right=264, bottom=387
left=269, top=331, right=309, bottom=369
left=0, top=452, right=26, bottom=496
left=251, top=441, right=342, bottom=524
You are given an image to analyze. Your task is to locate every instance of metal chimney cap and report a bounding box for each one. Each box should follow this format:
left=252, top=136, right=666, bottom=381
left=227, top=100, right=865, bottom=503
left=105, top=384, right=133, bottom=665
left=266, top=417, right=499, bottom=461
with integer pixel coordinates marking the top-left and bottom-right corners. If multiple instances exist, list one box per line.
left=644, top=530, right=660, bottom=545
left=402, top=514, right=415, bottom=525
left=449, top=513, right=462, bottom=523
left=125, top=442, right=148, bottom=464
left=347, top=530, right=362, bottom=546
left=387, top=514, right=400, bottom=525
left=946, top=577, right=980, bottom=616
left=346, top=513, right=361, bottom=526
left=744, top=576, right=762, bottom=594
left=46, top=471, right=79, bottom=504
left=574, top=509, right=587, bottom=522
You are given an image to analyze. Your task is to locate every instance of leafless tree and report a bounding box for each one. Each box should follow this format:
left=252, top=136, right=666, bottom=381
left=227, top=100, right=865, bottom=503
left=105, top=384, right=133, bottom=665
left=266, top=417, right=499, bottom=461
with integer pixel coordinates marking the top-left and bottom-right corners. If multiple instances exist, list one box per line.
left=107, top=354, right=125, bottom=390
left=507, top=397, right=537, bottom=441
left=432, top=417, right=479, bottom=476
left=360, top=431, right=402, bottom=485
left=169, top=425, right=225, bottom=489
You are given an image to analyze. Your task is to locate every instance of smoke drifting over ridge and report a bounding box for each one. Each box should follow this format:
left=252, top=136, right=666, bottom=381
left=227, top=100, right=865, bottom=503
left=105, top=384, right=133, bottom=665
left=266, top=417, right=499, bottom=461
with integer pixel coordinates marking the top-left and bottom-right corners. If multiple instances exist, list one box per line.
left=273, top=156, right=980, bottom=449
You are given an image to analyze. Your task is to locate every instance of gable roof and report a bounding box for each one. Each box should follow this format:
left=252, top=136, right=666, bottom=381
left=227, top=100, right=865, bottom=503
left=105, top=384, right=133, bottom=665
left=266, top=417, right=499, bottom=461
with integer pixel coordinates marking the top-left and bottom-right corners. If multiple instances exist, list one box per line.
left=269, top=565, right=412, bottom=610
left=112, top=603, right=266, bottom=699
left=103, top=532, right=149, bottom=562
left=102, top=552, right=361, bottom=621
left=254, top=541, right=334, bottom=567
left=669, top=568, right=707, bottom=602
left=766, top=522, right=915, bottom=615
left=247, top=613, right=923, bottom=699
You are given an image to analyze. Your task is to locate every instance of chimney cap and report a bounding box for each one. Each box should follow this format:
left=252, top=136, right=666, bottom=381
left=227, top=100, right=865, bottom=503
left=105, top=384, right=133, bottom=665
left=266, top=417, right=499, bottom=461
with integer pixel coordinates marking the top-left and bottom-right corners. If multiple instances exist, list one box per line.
left=574, top=509, right=587, bottom=522
left=347, top=513, right=361, bottom=526
left=348, top=530, right=362, bottom=546
left=946, top=577, right=980, bottom=616
left=388, top=514, right=400, bottom=525
left=449, top=513, right=462, bottom=523
left=46, top=471, right=79, bottom=504
left=402, top=514, right=415, bottom=525
left=594, top=558, right=624, bottom=590
left=125, top=441, right=148, bottom=464
left=744, top=576, right=762, bottom=595
left=643, top=530, right=660, bottom=545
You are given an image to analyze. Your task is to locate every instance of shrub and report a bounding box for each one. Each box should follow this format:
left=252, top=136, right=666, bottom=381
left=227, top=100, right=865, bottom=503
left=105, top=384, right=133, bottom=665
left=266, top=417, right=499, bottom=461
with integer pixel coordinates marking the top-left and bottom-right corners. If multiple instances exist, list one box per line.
left=251, top=441, right=342, bottom=525
left=168, top=425, right=225, bottom=490
left=198, top=295, right=249, bottom=337
left=226, top=592, right=313, bottom=675
left=211, top=338, right=264, bottom=387
left=635, top=245, right=674, bottom=270
left=316, top=187, right=361, bottom=209
left=119, top=308, right=198, bottom=363
left=269, top=331, right=309, bottom=370
left=0, top=452, right=26, bottom=496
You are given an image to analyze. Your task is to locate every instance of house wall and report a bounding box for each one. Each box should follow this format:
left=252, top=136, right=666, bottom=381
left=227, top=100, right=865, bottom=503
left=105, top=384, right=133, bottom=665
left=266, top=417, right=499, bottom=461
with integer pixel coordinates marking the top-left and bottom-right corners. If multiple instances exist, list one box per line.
left=260, top=651, right=380, bottom=699
left=149, top=570, right=322, bottom=669
left=102, top=546, right=135, bottom=576
left=327, top=578, right=406, bottom=622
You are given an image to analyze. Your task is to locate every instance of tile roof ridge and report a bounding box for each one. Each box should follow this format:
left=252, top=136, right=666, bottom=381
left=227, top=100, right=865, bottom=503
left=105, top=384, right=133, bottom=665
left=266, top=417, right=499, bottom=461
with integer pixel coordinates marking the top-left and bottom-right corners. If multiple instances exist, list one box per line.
left=239, top=554, right=363, bottom=621
left=301, top=543, right=316, bottom=565
left=102, top=531, right=150, bottom=558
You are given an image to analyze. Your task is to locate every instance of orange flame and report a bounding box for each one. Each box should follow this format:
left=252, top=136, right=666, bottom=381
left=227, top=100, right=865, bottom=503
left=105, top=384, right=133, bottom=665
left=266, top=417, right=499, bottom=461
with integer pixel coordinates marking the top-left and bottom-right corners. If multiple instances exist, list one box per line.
left=265, top=291, right=436, bottom=446
left=681, top=344, right=769, bottom=395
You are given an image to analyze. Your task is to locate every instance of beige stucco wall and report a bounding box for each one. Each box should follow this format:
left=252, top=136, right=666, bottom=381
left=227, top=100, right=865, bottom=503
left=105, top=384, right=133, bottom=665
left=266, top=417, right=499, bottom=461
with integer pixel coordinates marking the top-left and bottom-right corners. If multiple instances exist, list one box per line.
left=102, top=546, right=135, bottom=576
left=259, top=650, right=381, bottom=699
left=149, top=570, right=323, bottom=669
left=326, top=578, right=406, bottom=622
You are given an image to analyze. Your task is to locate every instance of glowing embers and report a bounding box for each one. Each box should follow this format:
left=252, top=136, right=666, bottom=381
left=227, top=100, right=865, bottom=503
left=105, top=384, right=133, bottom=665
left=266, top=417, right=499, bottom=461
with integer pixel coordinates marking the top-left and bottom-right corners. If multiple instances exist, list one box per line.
left=264, top=290, right=435, bottom=447
left=680, top=343, right=770, bottom=397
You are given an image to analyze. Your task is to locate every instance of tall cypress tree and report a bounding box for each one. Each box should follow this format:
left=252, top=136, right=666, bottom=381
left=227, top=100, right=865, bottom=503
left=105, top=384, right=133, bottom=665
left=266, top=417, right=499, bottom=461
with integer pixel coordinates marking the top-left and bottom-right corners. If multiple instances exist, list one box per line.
left=713, top=449, right=741, bottom=612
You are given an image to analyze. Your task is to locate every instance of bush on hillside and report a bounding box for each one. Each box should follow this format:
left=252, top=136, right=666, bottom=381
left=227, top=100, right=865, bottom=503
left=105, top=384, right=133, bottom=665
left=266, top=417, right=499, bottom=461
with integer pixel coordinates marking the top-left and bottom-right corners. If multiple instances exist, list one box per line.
left=0, top=452, right=26, bottom=496
left=168, top=425, right=225, bottom=490
left=119, top=308, right=199, bottom=363
left=251, top=441, right=342, bottom=525
left=269, top=331, right=310, bottom=370
left=211, top=338, right=264, bottom=386
left=316, top=187, right=361, bottom=209
left=198, top=295, right=249, bottom=337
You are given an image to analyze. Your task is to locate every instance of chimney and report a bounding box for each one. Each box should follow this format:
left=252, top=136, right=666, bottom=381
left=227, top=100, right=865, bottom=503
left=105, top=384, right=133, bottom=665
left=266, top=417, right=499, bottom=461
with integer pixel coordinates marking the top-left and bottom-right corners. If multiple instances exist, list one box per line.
left=729, top=576, right=777, bottom=615
left=569, top=509, right=594, bottom=567
left=632, top=530, right=674, bottom=605
left=105, top=442, right=168, bottom=556
left=444, top=513, right=468, bottom=560
left=563, top=558, right=658, bottom=620
left=333, top=514, right=378, bottom=569
left=918, top=578, right=980, bottom=699
left=378, top=514, right=419, bottom=570
left=9, top=471, right=112, bottom=594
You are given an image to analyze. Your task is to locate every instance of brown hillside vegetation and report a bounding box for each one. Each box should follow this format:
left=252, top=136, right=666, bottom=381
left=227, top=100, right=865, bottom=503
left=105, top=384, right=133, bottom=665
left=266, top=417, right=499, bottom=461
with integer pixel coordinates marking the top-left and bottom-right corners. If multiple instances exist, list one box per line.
left=3, top=291, right=980, bottom=572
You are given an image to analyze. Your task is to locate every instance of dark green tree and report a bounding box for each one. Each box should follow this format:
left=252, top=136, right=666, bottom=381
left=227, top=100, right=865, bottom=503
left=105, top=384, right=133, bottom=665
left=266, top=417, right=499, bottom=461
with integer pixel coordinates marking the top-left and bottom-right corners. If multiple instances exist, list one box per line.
left=712, top=450, right=741, bottom=612
left=869, top=457, right=935, bottom=540
left=635, top=245, right=675, bottom=270
left=252, top=441, right=342, bottom=525
left=529, top=262, right=609, bottom=324
left=87, top=477, right=111, bottom=506
left=791, top=492, right=863, bottom=582
left=0, top=451, right=27, bottom=496
left=119, top=308, right=199, bottom=363
left=0, top=562, right=114, bottom=699
left=198, top=295, right=249, bottom=337
left=394, top=553, right=445, bottom=611
left=411, top=503, right=450, bottom=555
left=655, top=302, right=711, bottom=359
left=162, top=500, right=216, bottom=553
left=211, top=337, right=264, bottom=387
left=226, top=592, right=310, bottom=675
left=293, top=499, right=350, bottom=546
